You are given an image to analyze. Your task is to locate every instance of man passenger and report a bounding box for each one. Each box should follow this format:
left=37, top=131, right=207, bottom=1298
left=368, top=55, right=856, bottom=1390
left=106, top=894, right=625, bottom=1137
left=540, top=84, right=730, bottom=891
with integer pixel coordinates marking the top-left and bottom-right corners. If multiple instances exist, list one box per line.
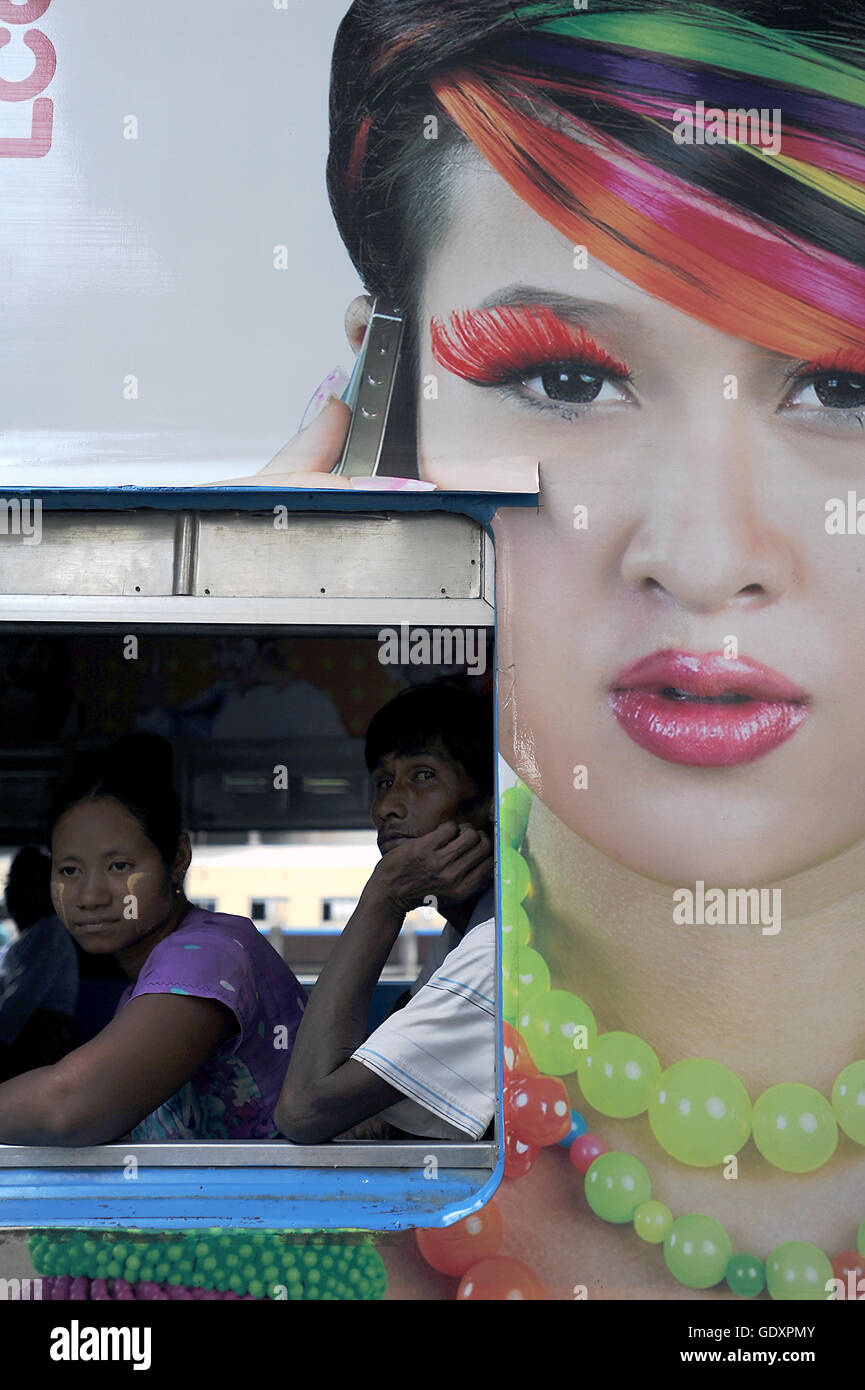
left=276, top=680, right=495, bottom=1142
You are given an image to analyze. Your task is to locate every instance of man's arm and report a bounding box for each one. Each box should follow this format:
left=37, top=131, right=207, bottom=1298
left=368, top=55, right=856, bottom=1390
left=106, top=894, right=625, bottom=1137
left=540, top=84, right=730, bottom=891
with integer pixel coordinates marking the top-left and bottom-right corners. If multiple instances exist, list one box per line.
left=276, top=821, right=492, bottom=1143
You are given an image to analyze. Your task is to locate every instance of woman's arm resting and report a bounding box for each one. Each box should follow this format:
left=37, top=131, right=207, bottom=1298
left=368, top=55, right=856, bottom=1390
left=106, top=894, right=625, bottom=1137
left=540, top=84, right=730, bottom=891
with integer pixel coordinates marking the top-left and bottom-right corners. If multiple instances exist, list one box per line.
left=0, top=993, right=236, bottom=1146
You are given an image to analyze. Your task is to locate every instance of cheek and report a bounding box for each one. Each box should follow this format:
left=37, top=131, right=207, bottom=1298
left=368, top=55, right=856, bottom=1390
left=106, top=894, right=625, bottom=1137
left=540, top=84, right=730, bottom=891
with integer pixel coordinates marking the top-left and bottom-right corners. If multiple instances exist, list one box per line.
left=125, top=869, right=167, bottom=928
left=51, top=879, right=67, bottom=925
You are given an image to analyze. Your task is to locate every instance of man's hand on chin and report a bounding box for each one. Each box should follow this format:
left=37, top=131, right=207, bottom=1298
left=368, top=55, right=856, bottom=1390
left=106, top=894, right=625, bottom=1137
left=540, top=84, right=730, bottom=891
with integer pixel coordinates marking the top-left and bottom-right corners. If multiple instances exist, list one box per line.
left=371, top=821, right=494, bottom=915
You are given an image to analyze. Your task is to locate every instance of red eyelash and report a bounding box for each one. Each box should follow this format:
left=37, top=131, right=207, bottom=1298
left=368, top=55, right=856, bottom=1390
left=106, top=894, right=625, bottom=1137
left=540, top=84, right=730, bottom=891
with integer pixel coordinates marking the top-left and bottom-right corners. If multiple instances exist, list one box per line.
left=429, top=303, right=629, bottom=384
left=791, top=352, right=865, bottom=377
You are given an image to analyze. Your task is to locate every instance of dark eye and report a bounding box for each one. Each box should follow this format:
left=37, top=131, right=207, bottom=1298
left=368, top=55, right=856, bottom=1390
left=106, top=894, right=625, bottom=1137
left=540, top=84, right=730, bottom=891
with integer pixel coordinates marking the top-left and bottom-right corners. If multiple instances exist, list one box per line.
left=813, top=374, right=865, bottom=409
left=520, top=363, right=631, bottom=407
left=535, top=365, right=606, bottom=403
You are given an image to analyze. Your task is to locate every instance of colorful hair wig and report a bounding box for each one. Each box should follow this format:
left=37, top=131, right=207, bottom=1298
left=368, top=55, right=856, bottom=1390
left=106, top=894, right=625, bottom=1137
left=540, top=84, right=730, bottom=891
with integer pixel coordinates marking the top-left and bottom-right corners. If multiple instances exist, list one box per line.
left=328, top=0, right=865, bottom=362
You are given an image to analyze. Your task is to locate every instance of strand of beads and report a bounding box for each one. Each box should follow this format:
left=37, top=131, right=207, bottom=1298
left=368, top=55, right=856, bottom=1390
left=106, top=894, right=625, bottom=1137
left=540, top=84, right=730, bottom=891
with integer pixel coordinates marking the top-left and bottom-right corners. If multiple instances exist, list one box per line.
left=27, top=1228, right=387, bottom=1301
left=417, top=1047, right=865, bottom=1301
left=499, top=783, right=865, bottom=1173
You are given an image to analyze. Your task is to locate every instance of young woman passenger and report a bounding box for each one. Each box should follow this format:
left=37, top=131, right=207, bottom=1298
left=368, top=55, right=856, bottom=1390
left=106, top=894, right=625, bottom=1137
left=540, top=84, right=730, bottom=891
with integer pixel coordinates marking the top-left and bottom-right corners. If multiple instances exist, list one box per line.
left=0, top=735, right=307, bottom=1144
left=227, top=0, right=865, bottom=1299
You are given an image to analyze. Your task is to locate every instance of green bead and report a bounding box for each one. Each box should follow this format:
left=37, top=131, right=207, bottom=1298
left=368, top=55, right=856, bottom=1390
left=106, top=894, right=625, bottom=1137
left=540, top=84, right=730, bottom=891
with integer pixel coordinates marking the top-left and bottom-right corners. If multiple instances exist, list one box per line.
left=519, top=990, right=597, bottom=1076
left=765, top=1241, right=833, bottom=1301
left=501, top=782, right=532, bottom=825
left=499, top=786, right=531, bottom=849
left=648, top=1058, right=751, bottom=1167
left=502, top=946, right=550, bottom=1023
left=752, top=1083, right=838, bottom=1173
left=499, top=846, right=531, bottom=903
left=664, top=1214, right=732, bottom=1289
left=585, top=1152, right=651, bottom=1224
left=501, top=902, right=531, bottom=953
left=832, top=1061, right=865, bottom=1146
left=633, top=1200, right=672, bottom=1244
left=577, top=1031, right=661, bottom=1118
left=725, top=1253, right=766, bottom=1298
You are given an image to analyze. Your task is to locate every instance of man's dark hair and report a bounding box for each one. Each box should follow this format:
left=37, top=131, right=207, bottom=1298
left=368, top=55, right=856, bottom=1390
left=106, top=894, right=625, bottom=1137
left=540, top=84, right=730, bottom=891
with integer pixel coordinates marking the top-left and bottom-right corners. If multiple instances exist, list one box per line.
left=5, top=846, right=54, bottom=930
left=364, top=680, right=494, bottom=798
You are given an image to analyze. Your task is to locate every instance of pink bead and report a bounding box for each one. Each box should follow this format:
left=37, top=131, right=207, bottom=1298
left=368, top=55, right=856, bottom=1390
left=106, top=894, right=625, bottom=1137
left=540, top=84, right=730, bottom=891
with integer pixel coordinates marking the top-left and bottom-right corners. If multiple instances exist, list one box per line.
left=569, top=1134, right=609, bottom=1174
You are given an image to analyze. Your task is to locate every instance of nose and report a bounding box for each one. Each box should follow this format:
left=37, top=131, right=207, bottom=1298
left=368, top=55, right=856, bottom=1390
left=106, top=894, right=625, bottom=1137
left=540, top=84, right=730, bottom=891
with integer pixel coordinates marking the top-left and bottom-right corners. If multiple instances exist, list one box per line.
left=75, top=870, right=114, bottom=910
left=374, top=781, right=408, bottom=825
left=619, top=406, right=796, bottom=614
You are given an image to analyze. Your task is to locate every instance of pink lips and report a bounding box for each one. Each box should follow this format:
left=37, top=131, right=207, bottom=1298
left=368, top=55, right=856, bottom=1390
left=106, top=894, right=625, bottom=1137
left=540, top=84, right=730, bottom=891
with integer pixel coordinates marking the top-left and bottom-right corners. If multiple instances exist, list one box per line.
left=608, top=651, right=810, bottom=767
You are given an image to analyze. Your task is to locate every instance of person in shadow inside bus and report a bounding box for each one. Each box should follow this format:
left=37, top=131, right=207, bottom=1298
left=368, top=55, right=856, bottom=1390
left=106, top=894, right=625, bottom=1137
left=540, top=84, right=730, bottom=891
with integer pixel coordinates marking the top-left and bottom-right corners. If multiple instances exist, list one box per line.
left=0, top=848, right=80, bottom=1083
left=0, top=734, right=307, bottom=1144
left=276, top=679, right=495, bottom=1143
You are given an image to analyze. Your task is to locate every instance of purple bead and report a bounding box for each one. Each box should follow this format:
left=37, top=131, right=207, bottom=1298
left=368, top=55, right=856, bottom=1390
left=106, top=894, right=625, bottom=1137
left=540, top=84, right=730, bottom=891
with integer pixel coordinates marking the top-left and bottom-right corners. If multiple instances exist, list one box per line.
left=70, top=1277, right=90, bottom=1301
left=90, top=1278, right=111, bottom=1301
left=51, top=1276, right=72, bottom=1301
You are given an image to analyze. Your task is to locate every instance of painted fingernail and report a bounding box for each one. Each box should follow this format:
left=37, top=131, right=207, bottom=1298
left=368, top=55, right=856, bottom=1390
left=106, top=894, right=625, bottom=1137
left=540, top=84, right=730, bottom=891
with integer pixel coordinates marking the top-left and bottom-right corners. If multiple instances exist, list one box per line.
left=350, top=477, right=437, bottom=491
left=300, top=368, right=351, bottom=430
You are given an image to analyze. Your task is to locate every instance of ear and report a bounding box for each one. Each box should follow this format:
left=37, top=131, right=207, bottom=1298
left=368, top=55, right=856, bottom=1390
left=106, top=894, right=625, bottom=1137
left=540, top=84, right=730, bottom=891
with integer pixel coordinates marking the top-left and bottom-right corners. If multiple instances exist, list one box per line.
left=345, top=294, right=373, bottom=355
left=172, top=832, right=192, bottom=890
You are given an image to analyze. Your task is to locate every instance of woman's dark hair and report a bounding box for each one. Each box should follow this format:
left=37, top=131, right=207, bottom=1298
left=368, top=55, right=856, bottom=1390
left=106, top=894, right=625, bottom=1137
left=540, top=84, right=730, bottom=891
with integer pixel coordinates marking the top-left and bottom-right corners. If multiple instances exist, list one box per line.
left=328, top=1, right=865, bottom=474
left=47, top=734, right=182, bottom=870
left=5, top=846, right=54, bottom=929
left=364, top=679, right=494, bottom=798
left=328, top=0, right=865, bottom=308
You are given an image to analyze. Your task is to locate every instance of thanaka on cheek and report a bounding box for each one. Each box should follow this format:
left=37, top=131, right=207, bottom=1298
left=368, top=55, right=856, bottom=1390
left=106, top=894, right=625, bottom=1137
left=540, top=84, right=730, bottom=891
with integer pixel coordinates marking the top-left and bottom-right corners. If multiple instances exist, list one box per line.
left=52, top=878, right=68, bottom=927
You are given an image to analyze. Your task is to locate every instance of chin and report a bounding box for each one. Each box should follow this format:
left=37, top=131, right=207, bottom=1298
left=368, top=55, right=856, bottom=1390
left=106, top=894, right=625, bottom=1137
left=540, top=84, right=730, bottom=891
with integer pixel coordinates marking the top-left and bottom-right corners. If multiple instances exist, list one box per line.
left=546, top=777, right=859, bottom=887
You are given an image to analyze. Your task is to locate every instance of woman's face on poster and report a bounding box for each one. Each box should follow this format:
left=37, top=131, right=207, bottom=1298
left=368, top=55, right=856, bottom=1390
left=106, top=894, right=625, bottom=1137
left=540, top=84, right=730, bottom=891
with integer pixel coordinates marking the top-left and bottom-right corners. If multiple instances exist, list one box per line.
left=415, top=155, right=865, bottom=885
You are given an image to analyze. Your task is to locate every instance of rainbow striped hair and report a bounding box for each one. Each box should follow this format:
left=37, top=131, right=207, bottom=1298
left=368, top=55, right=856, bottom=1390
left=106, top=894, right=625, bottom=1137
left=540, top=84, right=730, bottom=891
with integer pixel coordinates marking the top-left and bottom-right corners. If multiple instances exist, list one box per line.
left=327, top=0, right=865, bottom=364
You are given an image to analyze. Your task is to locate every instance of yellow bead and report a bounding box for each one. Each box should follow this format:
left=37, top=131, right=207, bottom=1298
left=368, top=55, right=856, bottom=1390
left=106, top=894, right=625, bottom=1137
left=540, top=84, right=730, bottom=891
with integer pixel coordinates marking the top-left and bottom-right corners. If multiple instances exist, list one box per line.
left=519, top=991, right=597, bottom=1076
left=577, top=1031, right=661, bottom=1118
left=832, top=1061, right=865, bottom=1146
left=648, top=1059, right=751, bottom=1167
left=752, top=1083, right=838, bottom=1173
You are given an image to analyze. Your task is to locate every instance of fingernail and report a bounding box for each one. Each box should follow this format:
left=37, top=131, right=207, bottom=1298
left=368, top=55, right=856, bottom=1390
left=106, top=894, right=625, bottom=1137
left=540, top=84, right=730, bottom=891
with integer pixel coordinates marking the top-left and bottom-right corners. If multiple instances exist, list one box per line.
left=350, top=477, right=437, bottom=492
left=300, top=368, right=351, bottom=430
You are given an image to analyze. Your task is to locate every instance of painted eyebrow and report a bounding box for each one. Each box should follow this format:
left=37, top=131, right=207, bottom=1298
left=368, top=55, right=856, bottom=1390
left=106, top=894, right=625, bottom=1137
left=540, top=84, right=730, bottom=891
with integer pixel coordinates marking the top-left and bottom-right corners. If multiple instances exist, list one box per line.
left=468, top=287, right=812, bottom=374
left=471, top=285, right=633, bottom=329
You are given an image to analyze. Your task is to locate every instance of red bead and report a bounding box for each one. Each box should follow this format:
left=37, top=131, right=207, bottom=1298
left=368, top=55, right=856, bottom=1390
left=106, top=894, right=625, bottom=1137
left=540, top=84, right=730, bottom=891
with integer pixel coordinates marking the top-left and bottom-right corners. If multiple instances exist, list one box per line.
left=457, top=1256, right=545, bottom=1301
left=505, top=1073, right=572, bottom=1147
left=415, top=1201, right=504, bottom=1276
left=503, top=1128, right=539, bottom=1179
left=832, top=1250, right=865, bottom=1298
left=569, top=1133, right=610, bottom=1174
left=502, top=1021, right=538, bottom=1077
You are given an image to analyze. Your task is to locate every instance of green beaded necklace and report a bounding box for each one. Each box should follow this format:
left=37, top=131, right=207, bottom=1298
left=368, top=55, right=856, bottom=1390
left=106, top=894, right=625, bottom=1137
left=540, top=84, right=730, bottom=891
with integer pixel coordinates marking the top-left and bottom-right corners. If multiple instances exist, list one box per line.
left=499, top=780, right=865, bottom=1298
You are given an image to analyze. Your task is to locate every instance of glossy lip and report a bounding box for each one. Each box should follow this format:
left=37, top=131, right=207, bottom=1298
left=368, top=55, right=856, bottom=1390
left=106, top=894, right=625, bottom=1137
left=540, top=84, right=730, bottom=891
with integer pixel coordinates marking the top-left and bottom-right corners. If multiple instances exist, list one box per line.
left=608, top=650, right=811, bottom=767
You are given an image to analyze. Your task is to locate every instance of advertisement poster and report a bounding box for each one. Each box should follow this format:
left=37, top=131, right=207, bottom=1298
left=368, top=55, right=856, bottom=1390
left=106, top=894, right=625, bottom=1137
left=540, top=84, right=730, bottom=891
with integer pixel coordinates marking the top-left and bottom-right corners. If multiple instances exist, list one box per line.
left=1, top=0, right=864, bottom=1368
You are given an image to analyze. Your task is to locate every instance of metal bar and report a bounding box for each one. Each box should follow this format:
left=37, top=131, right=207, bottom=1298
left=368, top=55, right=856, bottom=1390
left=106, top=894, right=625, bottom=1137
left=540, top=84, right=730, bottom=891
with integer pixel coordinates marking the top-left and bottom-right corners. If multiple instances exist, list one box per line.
left=0, top=1142, right=496, bottom=1169
left=172, top=511, right=197, bottom=595
left=0, top=597, right=494, bottom=626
